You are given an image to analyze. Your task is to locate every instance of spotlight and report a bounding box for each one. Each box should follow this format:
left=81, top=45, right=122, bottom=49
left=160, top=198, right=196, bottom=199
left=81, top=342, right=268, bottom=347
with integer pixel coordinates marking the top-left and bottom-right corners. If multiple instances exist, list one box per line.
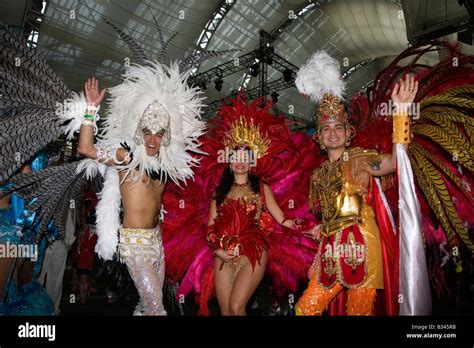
left=250, top=63, right=260, bottom=77
left=215, top=78, right=223, bottom=92
left=283, top=68, right=293, bottom=83
left=271, top=92, right=279, bottom=103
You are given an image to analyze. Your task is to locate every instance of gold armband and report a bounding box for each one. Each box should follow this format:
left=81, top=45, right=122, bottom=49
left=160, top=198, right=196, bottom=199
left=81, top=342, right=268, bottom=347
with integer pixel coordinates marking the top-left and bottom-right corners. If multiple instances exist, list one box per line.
left=392, top=112, right=410, bottom=144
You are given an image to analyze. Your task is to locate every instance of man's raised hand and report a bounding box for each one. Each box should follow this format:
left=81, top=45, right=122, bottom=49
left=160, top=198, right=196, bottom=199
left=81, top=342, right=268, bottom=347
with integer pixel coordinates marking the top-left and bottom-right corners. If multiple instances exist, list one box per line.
left=84, top=77, right=106, bottom=107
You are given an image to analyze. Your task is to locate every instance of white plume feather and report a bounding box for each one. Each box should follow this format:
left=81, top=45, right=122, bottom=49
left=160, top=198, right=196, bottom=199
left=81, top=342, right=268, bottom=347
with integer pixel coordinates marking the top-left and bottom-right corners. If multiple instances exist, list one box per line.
left=295, top=51, right=345, bottom=103
left=95, top=167, right=121, bottom=260
left=57, top=92, right=88, bottom=140
left=76, top=159, right=107, bottom=180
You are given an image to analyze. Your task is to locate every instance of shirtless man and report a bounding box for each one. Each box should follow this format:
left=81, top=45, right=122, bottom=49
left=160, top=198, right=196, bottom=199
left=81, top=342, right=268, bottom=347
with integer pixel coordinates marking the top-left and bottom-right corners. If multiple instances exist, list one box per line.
left=77, top=77, right=167, bottom=315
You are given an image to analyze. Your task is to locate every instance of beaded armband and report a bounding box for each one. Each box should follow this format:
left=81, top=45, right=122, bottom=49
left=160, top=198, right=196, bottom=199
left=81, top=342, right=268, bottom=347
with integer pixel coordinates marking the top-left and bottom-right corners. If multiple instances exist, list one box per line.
left=82, top=104, right=101, bottom=135
left=392, top=112, right=410, bottom=144
left=93, top=142, right=130, bottom=164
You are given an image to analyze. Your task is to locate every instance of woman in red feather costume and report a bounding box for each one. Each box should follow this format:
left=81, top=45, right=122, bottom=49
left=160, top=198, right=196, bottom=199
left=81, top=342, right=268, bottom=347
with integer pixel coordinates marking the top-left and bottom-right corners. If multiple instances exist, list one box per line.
left=207, top=145, right=297, bottom=315
left=206, top=96, right=312, bottom=315
left=161, top=94, right=319, bottom=315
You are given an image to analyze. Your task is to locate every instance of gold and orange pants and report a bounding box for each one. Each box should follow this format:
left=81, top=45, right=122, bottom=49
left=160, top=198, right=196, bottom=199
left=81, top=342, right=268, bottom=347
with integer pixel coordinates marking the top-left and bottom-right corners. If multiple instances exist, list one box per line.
left=295, top=278, right=376, bottom=316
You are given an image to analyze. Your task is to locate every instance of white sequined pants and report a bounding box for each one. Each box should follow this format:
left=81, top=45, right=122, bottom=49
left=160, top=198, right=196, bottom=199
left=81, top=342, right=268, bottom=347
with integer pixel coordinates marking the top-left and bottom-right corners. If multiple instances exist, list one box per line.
left=118, top=226, right=167, bottom=316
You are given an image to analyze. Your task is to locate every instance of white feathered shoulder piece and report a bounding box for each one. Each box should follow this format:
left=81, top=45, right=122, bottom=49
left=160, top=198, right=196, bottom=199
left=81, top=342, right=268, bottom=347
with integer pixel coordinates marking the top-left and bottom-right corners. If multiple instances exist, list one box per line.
left=295, top=51, right=346, bottom=103
left=100, top=61, right=207, bottom=184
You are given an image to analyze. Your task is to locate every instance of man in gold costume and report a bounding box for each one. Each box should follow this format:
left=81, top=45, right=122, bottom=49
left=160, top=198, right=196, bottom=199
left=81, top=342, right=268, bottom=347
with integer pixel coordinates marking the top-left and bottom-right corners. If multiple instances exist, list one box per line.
left=294, top=51, right=417, bottom=315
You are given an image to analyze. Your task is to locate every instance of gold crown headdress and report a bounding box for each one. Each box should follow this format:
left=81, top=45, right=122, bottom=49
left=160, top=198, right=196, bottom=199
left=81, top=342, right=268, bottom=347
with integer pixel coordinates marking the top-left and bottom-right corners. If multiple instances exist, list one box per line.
left=214, top=95, right=295, bottom=174
left=223, top=116, right=270, bottom=160
left=317, top=93, right=348, bottom=129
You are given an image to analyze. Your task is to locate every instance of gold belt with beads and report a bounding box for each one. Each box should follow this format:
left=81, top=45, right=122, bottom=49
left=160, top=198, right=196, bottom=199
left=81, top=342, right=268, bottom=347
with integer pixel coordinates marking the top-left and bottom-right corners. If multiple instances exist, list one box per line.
left=119, top=227, right=162, bottom=246
left=321, top=216, right=362, bottom=237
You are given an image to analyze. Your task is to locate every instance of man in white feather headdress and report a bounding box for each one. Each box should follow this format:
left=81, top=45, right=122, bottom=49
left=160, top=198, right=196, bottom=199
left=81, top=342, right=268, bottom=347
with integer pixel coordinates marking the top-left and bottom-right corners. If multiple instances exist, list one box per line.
left=76, top=62, right=206, bottom=315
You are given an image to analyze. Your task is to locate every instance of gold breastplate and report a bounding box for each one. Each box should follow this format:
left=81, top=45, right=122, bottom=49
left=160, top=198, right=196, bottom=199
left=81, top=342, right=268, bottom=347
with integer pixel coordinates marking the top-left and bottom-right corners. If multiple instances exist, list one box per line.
left=312, top=158, right=345, bottom=223
left=337, top=186, right=363, bottom=218
left=311, top=148, right=381, bottom=235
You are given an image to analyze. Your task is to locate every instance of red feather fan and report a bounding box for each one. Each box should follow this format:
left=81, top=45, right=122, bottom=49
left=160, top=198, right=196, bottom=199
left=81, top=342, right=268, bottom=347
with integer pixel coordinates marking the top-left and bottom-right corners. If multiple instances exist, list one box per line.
left=208, top=198, right=269, bottom=269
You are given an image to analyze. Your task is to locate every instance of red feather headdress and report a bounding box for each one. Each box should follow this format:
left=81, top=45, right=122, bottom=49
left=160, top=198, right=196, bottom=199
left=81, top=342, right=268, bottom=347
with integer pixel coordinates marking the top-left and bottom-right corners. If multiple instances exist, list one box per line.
left=209, top=94, right=293, bottom=178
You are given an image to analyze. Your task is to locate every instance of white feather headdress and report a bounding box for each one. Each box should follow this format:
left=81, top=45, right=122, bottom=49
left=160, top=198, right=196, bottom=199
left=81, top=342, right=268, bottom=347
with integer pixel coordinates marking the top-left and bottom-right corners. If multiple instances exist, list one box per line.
left=100, top=61, right=207, bottom=184
left=295, top=51, right=346, bottom=103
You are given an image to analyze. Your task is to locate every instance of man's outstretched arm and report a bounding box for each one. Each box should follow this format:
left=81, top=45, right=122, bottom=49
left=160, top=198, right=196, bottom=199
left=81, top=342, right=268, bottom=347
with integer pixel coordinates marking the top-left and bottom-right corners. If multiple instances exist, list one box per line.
left=77, top=77, right=129, bottom=165
left=368, top=73, right=418, bottom=177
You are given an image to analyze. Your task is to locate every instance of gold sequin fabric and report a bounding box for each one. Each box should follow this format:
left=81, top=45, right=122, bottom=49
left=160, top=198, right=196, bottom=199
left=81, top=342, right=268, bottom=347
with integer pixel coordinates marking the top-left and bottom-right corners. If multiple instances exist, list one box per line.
left=119, top=226, right=163, bottom=262
left=227, top=255, right=249, bottom=284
